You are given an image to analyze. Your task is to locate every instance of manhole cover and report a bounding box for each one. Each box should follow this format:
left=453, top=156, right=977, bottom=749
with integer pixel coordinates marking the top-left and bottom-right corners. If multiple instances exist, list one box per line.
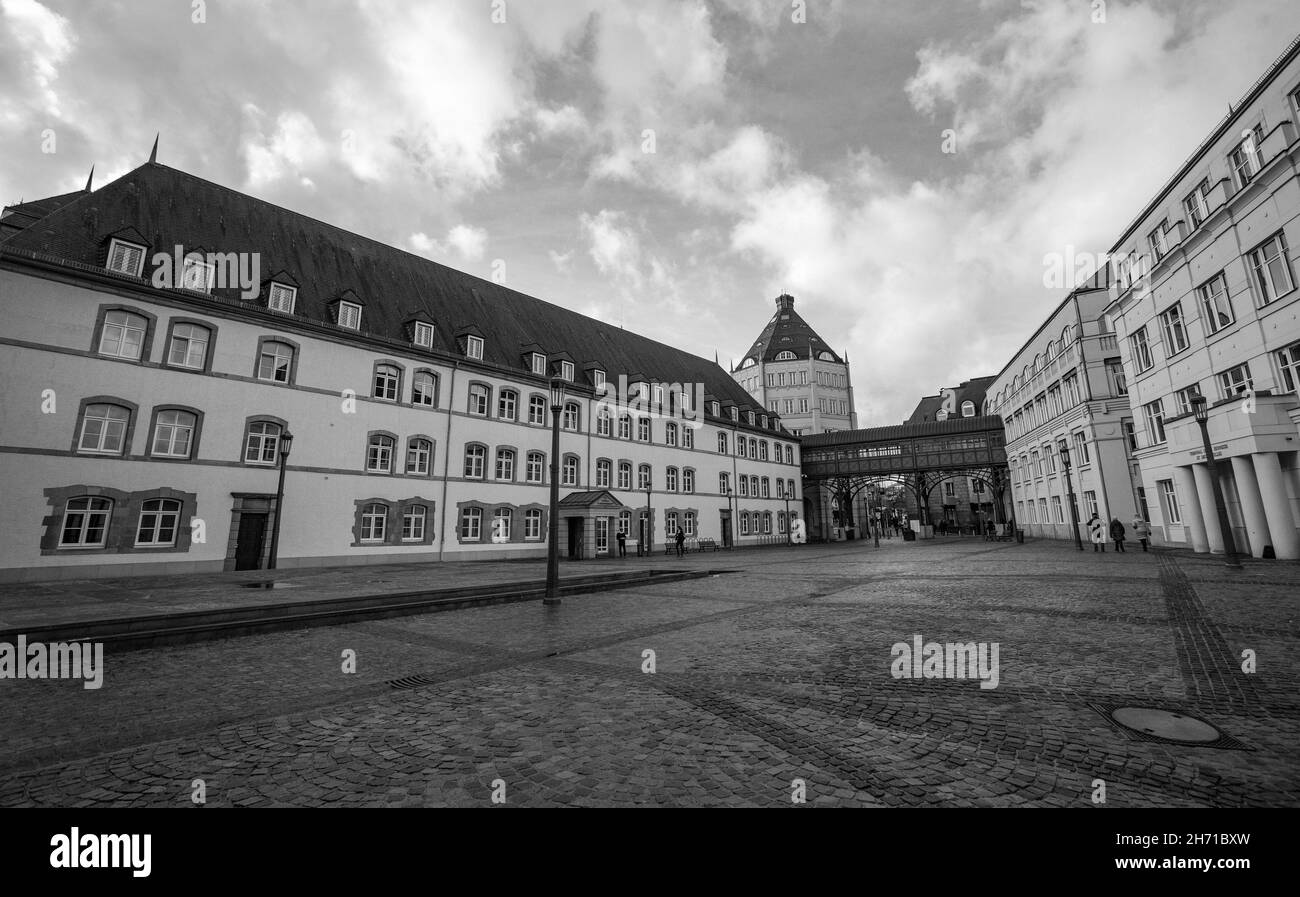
left=1110, top=707, right=1220, bottom=743
left=238, top=581, right=297, bottom=589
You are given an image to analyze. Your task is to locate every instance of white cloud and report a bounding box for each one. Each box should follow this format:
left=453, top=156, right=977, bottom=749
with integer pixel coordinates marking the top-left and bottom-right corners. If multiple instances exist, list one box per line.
left=0, top=0, right=74, bottom=118
left=548, top=248, right=575, bottom=273
left=408, top=225, right=489, bottom=262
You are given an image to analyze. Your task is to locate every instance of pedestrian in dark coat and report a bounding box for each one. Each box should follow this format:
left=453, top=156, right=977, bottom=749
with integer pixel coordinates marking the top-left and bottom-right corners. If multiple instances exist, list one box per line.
left=675, top=529, right=685, bottom=557
left=1088, top=513, right=1106, bottom=551
left=1110, top=517, right=1126, bottom=552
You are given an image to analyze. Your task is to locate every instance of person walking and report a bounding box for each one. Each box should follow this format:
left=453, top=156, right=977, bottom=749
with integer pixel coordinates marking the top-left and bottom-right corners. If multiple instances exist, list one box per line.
left=1132, top=516, right=1151, bottom=552
left=1110, top=517, right=1126, bottom=552
left=1087, top=513, right=1106, bottom=552
left=675, top=528, right=685, bottom=558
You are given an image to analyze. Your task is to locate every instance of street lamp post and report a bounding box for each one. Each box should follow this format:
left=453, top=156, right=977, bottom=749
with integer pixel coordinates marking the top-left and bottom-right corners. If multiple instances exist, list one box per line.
left=783, top=493, right=791, bottom=545
left=267, top=429, right=294, bottom=569
left=722, top=482, right=733, bottom=548
left=644, top=473, right=652, bottom=557
left=544, top=378, right=566, bottom=604
left=870, top=488, right=880, bottom=548
left=1058, top=438, right=1084, bottom=551
left=1191, top=396, right=1243, bottom=569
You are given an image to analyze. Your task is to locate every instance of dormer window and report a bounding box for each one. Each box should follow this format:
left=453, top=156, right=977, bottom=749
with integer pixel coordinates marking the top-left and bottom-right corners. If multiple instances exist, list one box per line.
left=593, top=370, right=606, bottom=389
left=106, top=239, right=146, bottom=277
left=747, top=411, right=755, bottom=425
left=729, top=407, right=738, bottom=422
left=761, top=415, right=769, bottom=428
left=412, top=321, right=435, bottom=348
left=531, top=353, right=546, bottom=375
left=182, top=256, right=215, bottom=293
left=560, top=361, right=574, bottom=381
left=267, top=283, right=297, bottom=314
left=711, top=401, right=720, bottom=416
left=652, top=384, right=664, bottom=406
left=775, top=350, right=795, bottom=361
left=337, top=301, right=362, bottom=330
left=818, top=351, right=835, bottom=361
left=466, top=335, right=484, bottom=359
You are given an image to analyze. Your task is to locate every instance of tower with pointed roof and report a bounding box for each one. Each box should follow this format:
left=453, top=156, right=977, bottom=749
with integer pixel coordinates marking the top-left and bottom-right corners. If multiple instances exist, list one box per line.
left=730, top=294, right=857, bottom=435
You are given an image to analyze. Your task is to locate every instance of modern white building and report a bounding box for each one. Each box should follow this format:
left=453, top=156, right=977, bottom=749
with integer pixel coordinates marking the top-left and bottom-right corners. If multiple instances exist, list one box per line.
left=1104, top=35, right=1300, bottom=559
left=987, top=276, right=1144, bottom=541
left=0, top=160, right=802, bottom=581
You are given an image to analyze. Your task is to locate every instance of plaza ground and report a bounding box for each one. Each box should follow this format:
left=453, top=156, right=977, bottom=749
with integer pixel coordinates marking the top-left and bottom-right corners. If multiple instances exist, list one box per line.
left=0, top=537, right=1296, bottom=807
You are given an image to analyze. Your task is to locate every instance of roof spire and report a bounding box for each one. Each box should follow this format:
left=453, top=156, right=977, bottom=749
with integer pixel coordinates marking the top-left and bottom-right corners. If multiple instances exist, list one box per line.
left=83, top=165, right=94, bottom=192
left=148, top=133, right=159, bottom=164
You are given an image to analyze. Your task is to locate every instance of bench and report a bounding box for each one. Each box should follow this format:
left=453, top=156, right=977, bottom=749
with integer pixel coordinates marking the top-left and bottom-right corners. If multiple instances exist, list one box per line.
left=697, top=537, right=718, bottom=552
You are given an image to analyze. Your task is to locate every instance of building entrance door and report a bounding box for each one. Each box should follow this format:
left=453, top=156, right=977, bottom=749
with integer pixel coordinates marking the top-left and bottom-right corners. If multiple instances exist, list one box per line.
left=234, top=513, right=268, bottom=570
left=720, top=513, right=732, bottom=548
left=567, top=518, right=584, bottom=559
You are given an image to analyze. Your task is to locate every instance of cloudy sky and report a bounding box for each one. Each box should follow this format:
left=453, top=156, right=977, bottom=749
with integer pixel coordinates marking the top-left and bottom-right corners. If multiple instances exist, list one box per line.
left=2, top=0, right=1298, bottom=424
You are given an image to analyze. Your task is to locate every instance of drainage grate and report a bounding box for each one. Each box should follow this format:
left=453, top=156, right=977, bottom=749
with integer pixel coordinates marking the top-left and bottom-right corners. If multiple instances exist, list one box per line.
left=1088, top=701, right=1251, bottom=750
left=238, top=581, right=298, bottom=589
left=386, top=673, right=441, bottom=690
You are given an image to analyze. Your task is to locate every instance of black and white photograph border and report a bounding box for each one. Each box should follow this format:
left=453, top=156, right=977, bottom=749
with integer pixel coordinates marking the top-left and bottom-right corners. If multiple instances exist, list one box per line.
left=0, top=0, right=1297, bottom=848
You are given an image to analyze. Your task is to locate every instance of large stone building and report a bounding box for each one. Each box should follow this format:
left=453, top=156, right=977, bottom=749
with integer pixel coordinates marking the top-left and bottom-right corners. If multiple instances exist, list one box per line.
left=986, top=275, right=1144, bottom=541
left=0, top=160, right=802, bottom=581
left=904, top=376, right=1004, bottom=530
left=731, top=294, right=857, bottom=436
left=1104, top=35, right=1300, bottom=559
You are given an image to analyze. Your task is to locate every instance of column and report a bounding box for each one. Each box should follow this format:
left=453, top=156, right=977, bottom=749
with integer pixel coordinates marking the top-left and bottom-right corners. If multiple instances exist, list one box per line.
left=1230, top=456, right=1270, bottom=558
left=1192, top=463, right=1225, bottom=554
left=1251, top=452, right=1300, bottom=560
left=1173, top=465, right=1209, bottom=553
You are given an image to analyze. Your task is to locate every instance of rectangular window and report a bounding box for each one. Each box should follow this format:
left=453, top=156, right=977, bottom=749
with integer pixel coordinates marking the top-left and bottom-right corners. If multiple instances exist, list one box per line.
left=1277, top=341, right=1300, bottom=393
left=79, top=404, right=130, bottom=454
left=1144, top=398, right=1167, bottom=445
left=596, top=516, right=610, bottom=554
left=60, top=497, right=112, bottom=548
left=525, top=510, right=542, bottom=541
left=413, top=321, right=435, bottom=348
left=527, top=453, right=544, bottom=483
left=1123, top=419, right=1138, bottom=452
left=407, top=440, right=431, bottom=475
left=561, top=361, right=574, bottom=381
left=1072, top=430, right=1090, bottom=465
left=1103, top=359, right=1126, bottom=396
left=1218, top=363, right=1253, bottom=398
left=135, top=499, right=181, bottom=547
left=337, top=301, right=362, bottom=330
left=257, top=342, right=293, bottom=383
left=1147, top=221, right=1168, bottom=261
left=532, top=353, right=546, bottom=375
left=1183, top=179, right=1210, bottom=228
left=167, top=324, right=209, bottom=369
left=181, top=257, right=215, bottom=292
left=1083, top=491, right=1098, bottom=519
left=1158, top=479, right=1181, bottom=525
left=1248, top=232, right=1295, bottom=306
left=1229, top=125, right=1264, bottom=189
left=593, top=370, right=606, bottom=389
left=1159, top=303, right=1189, bottom=356
left=267, top=283, right=297, bottom=313
left=466, top=335, right=484, bottom=359
left=402, top=506, right=426, bottom=541
left=1174, top=383, right=1202, bottom=416
left=1129, top=326, right=1153, bottom=372
left=460, top=507, right=482, bottom=541
left=1197, top=272, right=1234, bottom=334
left=99, top=311, right=147, bottom=360
left=1052, top=496, right=1064, bottom=524
left=106, top=239, right=145, bottom=277
left=152, top=410, right=195, bottom=458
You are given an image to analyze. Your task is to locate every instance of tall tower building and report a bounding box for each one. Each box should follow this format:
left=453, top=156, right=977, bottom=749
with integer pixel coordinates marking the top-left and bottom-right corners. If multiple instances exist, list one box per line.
left=731, top=294, right=857, bottom=435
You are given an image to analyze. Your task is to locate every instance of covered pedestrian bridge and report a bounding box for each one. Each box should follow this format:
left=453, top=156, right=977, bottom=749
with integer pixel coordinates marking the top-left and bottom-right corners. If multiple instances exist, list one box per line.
left=799, top=416, right=1013, bottom=541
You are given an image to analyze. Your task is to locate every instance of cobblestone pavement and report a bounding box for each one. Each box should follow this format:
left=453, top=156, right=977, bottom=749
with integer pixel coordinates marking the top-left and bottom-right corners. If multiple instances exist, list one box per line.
left=1, top=538, right=1297, bottom=807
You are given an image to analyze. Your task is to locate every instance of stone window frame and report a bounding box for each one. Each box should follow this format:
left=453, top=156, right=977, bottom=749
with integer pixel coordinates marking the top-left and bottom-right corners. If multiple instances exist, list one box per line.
left=494, top=444, right=520, bottom=482
left=497, top=388, right=520, bottom=421
left=463, top=441, right=489, bottom=480
left=364, top=430, right=400, bottom=475
left=371, top=359, right=406, bottom=402
left=252, top=335, right=302, bottom=386
left=411, top=368, right=440, bottom=408
left=350, top=496, right=437, bottom=547
left=144, top=403, right=206, bottom=462
left=595, top=457, right=613, bottom=489
left=527, top=393, right=548, bottom=426
left=525, top=450, right=546, bottom=484
left=617, top=459, right=633, bottom=491
left=240, top=414, right=289, bottom=467
left=404, top=435, right=436, bottom=477
left=70, top=395, right=140, bottom=457
left=91, top=304, right=157, bottom=364
left=40, top=484, right=197, bottom=556
left=161, top=316, right=218, bottom=374
left=561, top=452, right=581, bottom=487
left=467, top=380, right=493, bottom=416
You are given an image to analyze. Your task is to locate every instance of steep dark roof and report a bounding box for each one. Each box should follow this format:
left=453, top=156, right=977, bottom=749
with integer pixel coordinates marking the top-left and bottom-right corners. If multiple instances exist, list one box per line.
left=1, top=162, right=772, bottom=424
left=0, top=189, right=88, bottom=236
left=904, top=376, right=997, bottom=424
left=737, top=294, right=842, bottom=366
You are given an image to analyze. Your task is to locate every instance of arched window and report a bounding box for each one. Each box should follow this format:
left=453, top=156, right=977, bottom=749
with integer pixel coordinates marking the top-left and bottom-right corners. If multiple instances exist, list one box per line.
left=722, top=472, right=733, bottom=494
left=151, top=409, right=196, bottom=458
left=759, top=441, right=768, bottom=461
left=366, top=434, right=395, bottom=472
left=740, top=513, right=750, bottom=535
left=761, top=477, right=770, bottom=498
left=684, top=511, right=696, bottom=536
left=618, top=510, right=631, bottom=535
left=750, top=475, right=759, bottom=495
left=618, top=462, right=632, bottom=490
left=136, top=498, right=182, bottom=547
left=637, top=464, right=651, bottom=490
left=526, top=451, right=545, bottom=483
left=749, top=437, right=757, bottom=457
left=256, top=340, right=295, bottom=383
left=361, top=503, right=388, bottom=542
left=666, top=467, right=678, bottom=491
left=413, top=371, right=438, bottom=407
left=468, top=384, right=490, bottom=416
left=406, top=438, right=432, bottom=475
left=637, top=417, right=651, bottom=441
left=763, top=512, right=772, bottom=534
left=460, top=507, right=483, bottom=541
left=562, top=455, right=579, bottom=486
left=402, top=505, right=427, bottom=542
left=718, top=432, right=728, bottom=454
left=597, top=408, right=612, bottom=436
left=738, top=438, right=747, bottom=458
left=98, top=310, right=148, bottom=360
left=495, top=448, right=516, bottom=480
left=619, top=414, right=632, bottom=439
left=961, top=400, right=976, bottom=418
left=78, top=403, right=132, bottom=454
left=498, top=389, right=518, bottom=420
left=596, top=459, right=612, bottom=488
left=166, top=322, right=211, bottom=369
left=683, top=469, right=695, bottom=494
left=493, top=508, right=512, bottom=541
left=244, top=420, right=282, bottom=464
left=373, top=363, right=401, bottom=401
left=563, top=402, right=581, bottom=431
left=60, top=496, right=113, bottom=548
left=775, top=350, right=796, bottom=361
left=524, top=509, right=543, bottom=541
left=665, top=422, right=678, bottom=446
left=464, top=444, right=486, bottom=479
left=528, top=395, right=546, bottom=425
